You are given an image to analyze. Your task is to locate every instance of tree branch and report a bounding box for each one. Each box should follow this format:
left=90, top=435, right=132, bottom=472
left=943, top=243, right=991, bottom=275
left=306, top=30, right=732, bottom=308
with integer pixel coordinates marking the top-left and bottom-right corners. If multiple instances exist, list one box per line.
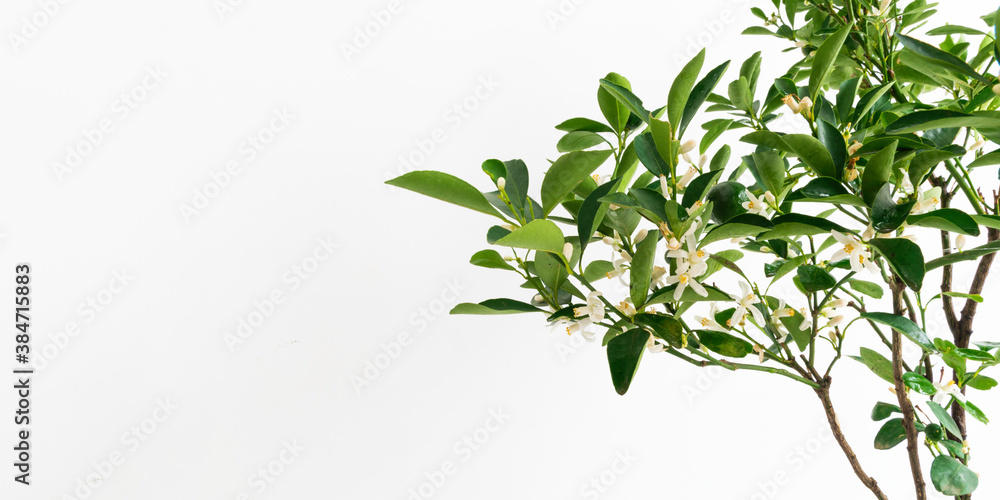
left=890, top=275, right=927, bottom=500
left=815, top=379, right=888, bottom=500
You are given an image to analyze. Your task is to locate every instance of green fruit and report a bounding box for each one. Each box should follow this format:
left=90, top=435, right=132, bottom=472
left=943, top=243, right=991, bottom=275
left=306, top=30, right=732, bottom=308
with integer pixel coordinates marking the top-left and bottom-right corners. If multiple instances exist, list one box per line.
left=926, top=423, right=946, bottom=442
left=705, top=181, right=749, bottom=223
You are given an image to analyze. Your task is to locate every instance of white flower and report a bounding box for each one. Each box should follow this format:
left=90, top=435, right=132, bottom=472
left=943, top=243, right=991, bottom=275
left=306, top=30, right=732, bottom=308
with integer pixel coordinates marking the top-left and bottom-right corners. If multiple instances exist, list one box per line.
left=663, top=262, right=709, bottom=301
left=606, top=251, right=632, bottom=285
left=782, top=95, right=801, bottom=114
left=753, top=344, right=767, bottom=363
left=861, top=224, right=876, bottom=242
left=798, top=307, right=813, bottom=331
left=730, top=281, right=766, bottom=326
left=695, top=304, right=730, bottom=333
left=618, top=299, right=637, bottom=317
left=742, top=190, right=771, bottom=216
left=667, top=234, right=710, bottom=277
left=831, top=230, right=878, bottom=273
left=911, top=187, right=942, bottom=215
left=874, top=0, right=892, bottom=16
left=650, top=266, right=668, bottom=289
left=645, top=335, right=668, bottom=353
left=686, top=200, right=705, bottom=216
left=771, top=299, right=795, bottom=343
left=603, top=230, right=624, bottom=252
left=659, top=174, right=671, bottom=196
left=574, top=291, right=605, bottom=324
left=932, top=380, right=966, bottom=405
left=798, top=97, right=813, bottom=113
left=677, top=167, right=698, bottom=190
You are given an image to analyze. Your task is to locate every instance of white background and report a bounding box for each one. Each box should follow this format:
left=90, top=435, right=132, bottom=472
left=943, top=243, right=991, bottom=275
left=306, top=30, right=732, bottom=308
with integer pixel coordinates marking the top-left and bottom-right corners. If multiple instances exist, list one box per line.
left=1, top=0, right=999, bottom=499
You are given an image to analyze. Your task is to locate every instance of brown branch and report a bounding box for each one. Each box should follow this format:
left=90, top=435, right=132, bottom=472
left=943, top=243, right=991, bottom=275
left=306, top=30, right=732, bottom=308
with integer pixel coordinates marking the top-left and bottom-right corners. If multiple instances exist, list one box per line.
left=815, top=379, right=889, bottom=500
left=890, top=275, right=927, bottom=500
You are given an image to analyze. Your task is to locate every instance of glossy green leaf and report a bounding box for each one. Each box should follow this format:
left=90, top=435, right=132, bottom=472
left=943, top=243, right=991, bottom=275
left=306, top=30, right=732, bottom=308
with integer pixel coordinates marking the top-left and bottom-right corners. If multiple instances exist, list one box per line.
left=557, top=131, right=605, bottom=152
left=599, top=78, right=649, bottom=124
left=494, top=220, right=565, bottom=253
left=669, top=48, right=705, bottom=135
left=541, top=150, right=614, bottom=215
left=902, top=372, right=935, bottom=394
left=956, top=347, right=995, bottom=362
left=470, top=250, right=515, bottom=271
left=634, top=133, right=668, bottom=177
left=797, top=265, right=836, bottom=293
left=598, top=73, right=633, bottom=133
left=386, top=170, right=504, bottom=219
left=966, top=375, right=998, bottom=390
left=849, top=279, right=884, bottom=299
left=788, top=177, right=867, bottom=207
left=630, top=230, right=659, bottom=309
left=886, top=110, right=1000, bottom=134
left=647, top=284, right=731, bottom=304
left=959, top=399, right=989, bottom=424
left=871, top=401, right=901, bottom=421
left=871, top=184, right=915, bottom=233
left=967, top=150, right=1000, bottom=169
left=699, top=330, right=753, bottom=358
left=555, top=117, right=615, bottom=134
left=930, top=455, right=979, bottom=495
left=869, top=238, right=925, bottom=291
left=682, top=169, right=724, bottom=209
left=578, top=178, right=622, bottom=255
left=874, top=418, right=908, bottom=450
left=928, top=401, right=963, bottom=438
left=896, top=32, right=990, bottom=84
left=925, top=240, right=1000, bottom=271
left=907, top=209, right=981, bottom=236
left=861, top=312, right=935, bottom=352
left=607, top=329, right=648, bottom=395
left=861, top=140, right=897, bottom=206
left=853, top=83, right=896, bottom=127
left=817, top=120, right=847, bottom=179
left=700, top=214, right=774, bottom=246
left=758, top=214, right=847, bottom=240
left=857, top=347, right=895, bottom=384
left=634, top=313, right=685, bottom=346
left=451, top=299, right=544, bottom=315
left=748, top=150, right=786, bottom=195
left=810, top=24, right=852, bottom=100
left=681, top=60, right=730, bottom=139
left=782, top=134, right=837, bottom=178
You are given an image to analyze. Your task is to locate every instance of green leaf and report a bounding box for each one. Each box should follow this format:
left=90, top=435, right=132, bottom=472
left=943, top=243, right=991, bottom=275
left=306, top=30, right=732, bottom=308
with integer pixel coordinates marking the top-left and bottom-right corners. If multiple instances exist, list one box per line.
left=958, top=399, right=989, bottom=424
left=886, top=110, right=1000, bottom=134
left=470, top=250, right=515, bottom=271
left=647, top=284, right=731, bottom=305
left=758, top=214, right=848, bottom=240
left=817, top=120, right=847, bottom=179
left=700, top=214, right=774, bottom=246
left=796, top=265, right=836, bottom=293
left=557, top=131, right=606, bottom=152
left=871, top=183, right=915, bottom=233
left=907, top=209, right=981, bottom=236
left=698, top=330, right=753, bottom=358
left=682, top=169, right=724, bottom=209
left=634, top=133, right=668, bottom=177
left=871, top=402, right=901, bottom=421
left=956, top=347, right=995, bottom=362
left=607, top=329, right=648, bottom=395
left=861, top=312, right=936, bottom=352
left=599, top=78, right=649, bottom=125
left=966, top=375, right=998, bottom=390
left=450, top=299, right=544, bottom=315
left=541, top=150, right=614, bottom=215
left=874, top=418, right=908, bottom=450
left=782, top=134, right=837, bottom=178
left=861, top=140, right=897, bottom=206
left=869, top=238, right=925, bottom=291
left=486, top=225, right=511, bottom=244
left=896, top=33, right=990, bottom=84
left=494, top=220, right=565, bottom=253
left=630, top=231, right=659, bottom=309
left=853, top=83, right=896, bottom=127
left=669, top=48, right=705, bottom=135
left=555, top=117, right=615, bottom=134
left=925, top=240, right=1000, bottom=271
left=930, top=455, right=979, bottom=496
left=857, top=347, right=895, bottom=384
left=849, top=279, right=884, bottom=299
left=748, top=150, right=786, bottom=195
left=928, top=401, right=963, bottom=438
left=680, top=60, right=730, bottom=139
left=810, top=24, right=852, bottom=100
left=788, top=177, right=867, bottom=207
left=967, top=150, right=1000, bottom=169
left=769, top=254, right=814, bottom=285
left=386, top=170, right=504, bottom=220
left=534, top=250, right=567, bottom=292
left=598, top=73, right=633, bottom=133
left=728, top=76, right=753, bottom=113
left=837, top=77, right=860, bottom=125
left=902, top=372, right=935, bottom=394
left=634, top=313, right=685, bottom=346
left=578, top=178, right=621, bottom=255
left=943, top=292, right=983, bottom=303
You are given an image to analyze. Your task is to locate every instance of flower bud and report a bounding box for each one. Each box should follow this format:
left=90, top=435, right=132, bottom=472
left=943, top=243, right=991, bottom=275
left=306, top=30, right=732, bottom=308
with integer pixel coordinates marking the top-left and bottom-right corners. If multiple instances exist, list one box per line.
left=795, top=40, right=806, bottom=48
left=970, top=139, right=986, bottom=151
left=634, top=229, right=649, bottom=243
left=497, top=177, right=506, bottom=190
left=563, top=242, right=574, bottom=261
left=993, top=83, right=1000, bottom=96
left=764, top=191, right=776, bottom=205
left=680, top=140, right=697, bottom=155
left=798, top=97, right=813, bottom=112
left=956, top=234, right=967, bottom=251
left=879, top=0, right=891, bottom=13
left=602, top=236, right=615, bottom=245
left=659, top=174, right=670, bottom=196
left=848, top=141, right=863, bottom=155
